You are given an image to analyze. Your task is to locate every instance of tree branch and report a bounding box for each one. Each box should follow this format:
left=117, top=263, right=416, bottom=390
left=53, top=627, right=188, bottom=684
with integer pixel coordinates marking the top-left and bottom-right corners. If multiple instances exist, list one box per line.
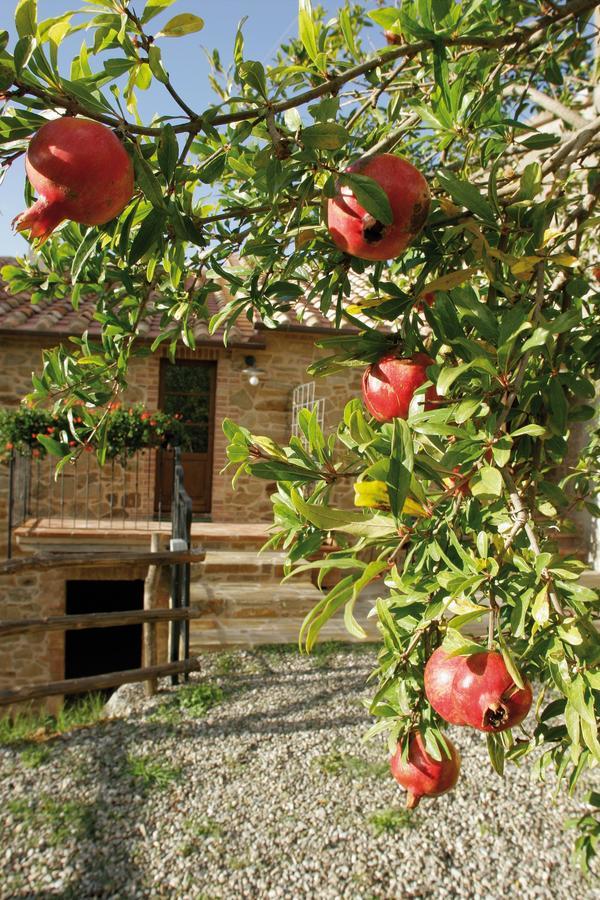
left=502, top=469, right=565, bottom=616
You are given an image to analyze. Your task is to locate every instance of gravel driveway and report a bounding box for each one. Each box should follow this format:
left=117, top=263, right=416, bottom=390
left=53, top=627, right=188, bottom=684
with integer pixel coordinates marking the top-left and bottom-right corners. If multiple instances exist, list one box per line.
left=0, top=644, right=598, bottom=899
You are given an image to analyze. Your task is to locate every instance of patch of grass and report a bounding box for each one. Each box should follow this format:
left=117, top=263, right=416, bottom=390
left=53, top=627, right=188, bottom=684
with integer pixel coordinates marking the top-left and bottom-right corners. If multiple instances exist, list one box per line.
left=0, top=693, right=106, bottom=747
left=149, top=682, right=224, bottom=724
left=186, top=816, right=223, bottom=838
left=214, top=652, right=237, bottom=674
left=55, top=693, right=106, bottom=731
left=314, top=749, right=389, bottom=780
left=368, top=807, right=418, bottom=836
left=7, top=793, right=97, bottom=845
left=180, top=816, right=224, bottom=855
left=126, top=752, right=182, bottom=790
left=19, top=745, right=51, bottom=768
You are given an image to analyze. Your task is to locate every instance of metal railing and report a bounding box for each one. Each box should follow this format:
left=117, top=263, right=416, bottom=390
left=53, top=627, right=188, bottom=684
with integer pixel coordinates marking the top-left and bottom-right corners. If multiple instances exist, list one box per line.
left=5, top=448, right=178, bottom=557
left=169, top=447, right=193, bottom=684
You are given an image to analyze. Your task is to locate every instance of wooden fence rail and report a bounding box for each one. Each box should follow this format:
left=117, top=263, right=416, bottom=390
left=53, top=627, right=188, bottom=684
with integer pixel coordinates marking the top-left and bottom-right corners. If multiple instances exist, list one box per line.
left=0, top=535, right=204, bottom=707
left=0, top=547, right=204, bottom=575
left=0, top=607, right=202, bottom=638
left=0, top=659, right=201, bottom=707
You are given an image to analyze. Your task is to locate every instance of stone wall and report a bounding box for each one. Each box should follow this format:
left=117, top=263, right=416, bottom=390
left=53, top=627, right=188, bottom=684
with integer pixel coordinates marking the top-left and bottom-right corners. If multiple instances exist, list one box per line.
left=0, top=328, right=362, bottom=711
left=0, top=331, right=362, bottom=529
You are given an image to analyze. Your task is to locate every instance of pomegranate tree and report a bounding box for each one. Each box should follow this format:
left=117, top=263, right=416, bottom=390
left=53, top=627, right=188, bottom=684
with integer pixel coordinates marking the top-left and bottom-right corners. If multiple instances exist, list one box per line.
left=327, top=154, right=430, bottom=260
left=390, top=732, right=461, bottom=809
left=1, top=0, right=598, bottom=872
left=424, top=649, right=533, bottom=732
left=14, top=118, right=134, bottom=242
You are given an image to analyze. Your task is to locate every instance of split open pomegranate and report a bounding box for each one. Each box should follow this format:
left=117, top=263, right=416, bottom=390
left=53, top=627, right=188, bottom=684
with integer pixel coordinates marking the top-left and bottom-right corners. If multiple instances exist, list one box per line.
left=327, top=153, right=430, bottom=261
left=424, top=648, right=533, bottom=733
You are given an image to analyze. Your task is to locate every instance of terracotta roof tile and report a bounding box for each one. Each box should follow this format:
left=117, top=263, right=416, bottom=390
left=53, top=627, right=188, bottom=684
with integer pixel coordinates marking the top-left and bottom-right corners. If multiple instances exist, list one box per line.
left=0, top=257, right=381, bottom=343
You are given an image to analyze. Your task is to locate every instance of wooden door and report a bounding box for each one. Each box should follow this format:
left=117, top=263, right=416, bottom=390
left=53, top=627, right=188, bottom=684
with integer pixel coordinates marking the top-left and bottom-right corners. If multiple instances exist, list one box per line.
left=155, top=360, right=217, bottom=516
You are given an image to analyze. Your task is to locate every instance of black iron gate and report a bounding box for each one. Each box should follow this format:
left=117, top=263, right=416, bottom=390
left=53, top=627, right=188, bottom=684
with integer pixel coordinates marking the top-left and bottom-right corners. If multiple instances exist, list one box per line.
left=169, top=446, right=193, bottom=683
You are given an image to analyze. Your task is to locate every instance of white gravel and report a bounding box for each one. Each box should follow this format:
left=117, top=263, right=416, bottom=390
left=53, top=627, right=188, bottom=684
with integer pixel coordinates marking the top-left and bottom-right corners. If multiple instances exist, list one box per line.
left=0, top=644, right=598, bottom=899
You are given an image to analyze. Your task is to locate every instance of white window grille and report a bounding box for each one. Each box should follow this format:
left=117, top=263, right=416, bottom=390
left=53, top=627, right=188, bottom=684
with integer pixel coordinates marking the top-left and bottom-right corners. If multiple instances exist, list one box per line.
left=291, top=382, right=325, bottom=441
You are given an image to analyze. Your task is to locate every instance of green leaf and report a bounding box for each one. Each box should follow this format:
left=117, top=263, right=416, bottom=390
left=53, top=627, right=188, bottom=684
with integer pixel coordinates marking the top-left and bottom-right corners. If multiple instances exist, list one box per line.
left=387, top=419, right=413, bottom=522
left=158, top=13, right=204, bottom=38
left=470, top=466, right=503, bottom=499
left=141, top=0, right=177, bottom=24
left=521, top=133, right=561, bottom=150
left=36, top=434, right=65, bottom=457
left=238, top=60, right=267, bottom=97
left=486, top=733, right=505, bottom=776
left=531, top=585, right=550, bottom=626
left=291, top=488, right=368, bottom=531
left=14, top=36, right=34, bottom=75
left=496, top=633, right=525, bottom=690
left=302, top=122, right=349, bottom=151
left=133, top=150, right=166, bottom=209
left=298, top=0, right=319, bottom=64
left=339, top=172, right=393, bottom=226
left=129, top=208, right=166, bottom=265
left=367, top=8, right=401, bottom=30
left=157, top=124, right=179, bottom=180
left=339, top=7, right=357, bottom=56
left=441, top=630, right=484, bottom=657
left=148, top=45, right=169, bottom=84
left=437, top=170, right=496, bottom=224
left=71, top=230, right=99, bottom=284
left=250, top=460, right=319, bottom=484
left=16, top=0, right=37, bottom=39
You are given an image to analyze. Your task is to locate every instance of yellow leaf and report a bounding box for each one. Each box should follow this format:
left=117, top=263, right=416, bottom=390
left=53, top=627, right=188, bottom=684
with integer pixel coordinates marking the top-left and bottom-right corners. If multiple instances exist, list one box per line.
left=439, top=196, right=462, bottom=216
left=354, top=480, right=389, bottom=509
left=510, top=255, right=541, bottom=278
left=419, top=267, right=477, bottom=296
left=540, top=228, right=563, bottom=248
left=353, top=482, right=428, bottom=517
left=295, top=228, right=317, bottom=250
left=550, top=253, right=578, bottom=267
left=402, top=497, right=429, bottom=518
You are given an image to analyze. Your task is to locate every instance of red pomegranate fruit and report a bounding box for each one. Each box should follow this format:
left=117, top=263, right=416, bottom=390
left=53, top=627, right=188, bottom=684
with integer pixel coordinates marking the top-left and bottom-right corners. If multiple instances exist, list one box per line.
left=14, top=117, right=134, bottom=243
left=362, top=352, right=439, bottom=422
left=424, top=648, right=533, bottom=733
left=390, top=731, right=461, bottom=809
left=327, top=154, right=430, bottom=261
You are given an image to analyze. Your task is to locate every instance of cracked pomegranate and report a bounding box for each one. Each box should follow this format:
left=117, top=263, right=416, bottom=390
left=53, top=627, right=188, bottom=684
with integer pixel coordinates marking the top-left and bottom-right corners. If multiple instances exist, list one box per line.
left=390, top=731, right=461, bottom=809
left=14, top=117, right=134, bottom=242
left=362, top=352, right=440, bottom=422
left=424, top=647, right=533, bottom=733
left=327, top=154, right=430, bottom=260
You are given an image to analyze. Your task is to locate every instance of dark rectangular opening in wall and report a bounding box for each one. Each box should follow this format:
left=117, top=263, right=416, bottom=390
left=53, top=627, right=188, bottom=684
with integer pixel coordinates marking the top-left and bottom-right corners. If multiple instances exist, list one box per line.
left=65, top=580, right=144, bottom=693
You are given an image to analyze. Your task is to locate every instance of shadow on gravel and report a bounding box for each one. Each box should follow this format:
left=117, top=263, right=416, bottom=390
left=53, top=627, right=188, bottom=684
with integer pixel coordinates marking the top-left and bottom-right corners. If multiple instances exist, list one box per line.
left=2, top=660, right=376, bottom=897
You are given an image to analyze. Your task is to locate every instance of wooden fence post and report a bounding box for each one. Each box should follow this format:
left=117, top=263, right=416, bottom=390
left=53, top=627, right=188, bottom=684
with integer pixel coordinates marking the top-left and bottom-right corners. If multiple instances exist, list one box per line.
left=144, top=533, right=161, bottom=696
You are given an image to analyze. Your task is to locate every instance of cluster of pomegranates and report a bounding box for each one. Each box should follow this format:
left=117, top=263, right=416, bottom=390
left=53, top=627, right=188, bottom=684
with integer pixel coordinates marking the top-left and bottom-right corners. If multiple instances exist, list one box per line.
left=14, top=117, right=134, bottom=243
left=390, top=650, right=533, bottom=808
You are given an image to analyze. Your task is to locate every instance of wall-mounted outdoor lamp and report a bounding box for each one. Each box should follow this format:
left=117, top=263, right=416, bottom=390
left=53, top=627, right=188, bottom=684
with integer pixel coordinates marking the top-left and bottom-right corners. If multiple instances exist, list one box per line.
left=242, top=355, right=264, bottom=387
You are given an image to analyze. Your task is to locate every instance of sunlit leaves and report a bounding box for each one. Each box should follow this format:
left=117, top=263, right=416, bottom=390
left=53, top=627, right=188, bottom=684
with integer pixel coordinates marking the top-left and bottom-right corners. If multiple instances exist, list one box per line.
left=156, top=13, right=204, bottom=38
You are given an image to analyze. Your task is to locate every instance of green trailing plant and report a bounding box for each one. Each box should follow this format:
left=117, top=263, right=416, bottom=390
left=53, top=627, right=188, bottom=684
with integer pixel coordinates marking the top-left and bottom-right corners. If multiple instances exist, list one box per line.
left=0, top=0, right=599, bottom=870
left=0, top=403, right=188, bottom=461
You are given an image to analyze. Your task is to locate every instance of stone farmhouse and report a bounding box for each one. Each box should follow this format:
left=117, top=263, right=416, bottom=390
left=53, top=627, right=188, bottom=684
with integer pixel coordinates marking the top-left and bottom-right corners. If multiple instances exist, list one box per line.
left=0, top=258, right=376, bottom=708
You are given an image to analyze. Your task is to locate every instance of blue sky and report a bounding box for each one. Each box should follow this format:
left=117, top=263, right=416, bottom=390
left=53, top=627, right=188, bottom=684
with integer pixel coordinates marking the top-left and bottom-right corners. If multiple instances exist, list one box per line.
left=0, top=0, right=362, bottom=256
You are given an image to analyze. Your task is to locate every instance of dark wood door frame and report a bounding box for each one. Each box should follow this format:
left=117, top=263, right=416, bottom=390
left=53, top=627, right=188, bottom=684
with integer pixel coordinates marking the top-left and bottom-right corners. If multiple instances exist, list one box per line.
left=155, top=358, right=217, bottom=516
